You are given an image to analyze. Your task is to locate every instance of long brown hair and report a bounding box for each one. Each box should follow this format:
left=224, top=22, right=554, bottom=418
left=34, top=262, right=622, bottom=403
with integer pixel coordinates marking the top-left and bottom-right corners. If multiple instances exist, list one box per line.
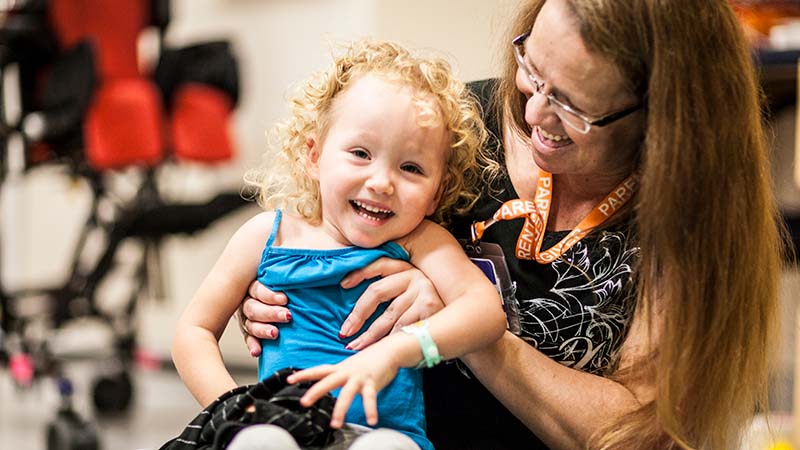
left=499, top=1, right=783, bottom=448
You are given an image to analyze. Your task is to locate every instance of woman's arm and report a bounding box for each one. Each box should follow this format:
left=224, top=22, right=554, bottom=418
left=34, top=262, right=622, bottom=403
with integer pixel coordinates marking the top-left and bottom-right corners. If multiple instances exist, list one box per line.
left=461, top=301, right=658, bottom=450
left=172, top=212, right=274, bottom=407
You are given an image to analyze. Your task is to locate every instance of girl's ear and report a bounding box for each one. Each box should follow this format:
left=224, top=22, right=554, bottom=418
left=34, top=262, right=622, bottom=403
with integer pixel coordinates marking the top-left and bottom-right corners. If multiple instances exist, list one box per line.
left=306, top=137, right=320, bottom=179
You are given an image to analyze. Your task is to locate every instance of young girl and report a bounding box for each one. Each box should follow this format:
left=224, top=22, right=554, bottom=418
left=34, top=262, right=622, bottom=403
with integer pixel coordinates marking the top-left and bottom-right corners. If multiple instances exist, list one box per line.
left=171, top=40, right=506, bottom=450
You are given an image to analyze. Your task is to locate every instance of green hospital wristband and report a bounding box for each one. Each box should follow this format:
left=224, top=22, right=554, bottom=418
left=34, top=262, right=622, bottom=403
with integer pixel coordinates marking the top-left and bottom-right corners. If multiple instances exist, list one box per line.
left=401, top=320, right=442, bottom=369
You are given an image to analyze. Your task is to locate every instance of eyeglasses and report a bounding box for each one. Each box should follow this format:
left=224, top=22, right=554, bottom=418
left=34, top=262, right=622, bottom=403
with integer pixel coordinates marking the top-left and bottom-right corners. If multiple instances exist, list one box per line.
left=512, top=31, right=645, bottom=134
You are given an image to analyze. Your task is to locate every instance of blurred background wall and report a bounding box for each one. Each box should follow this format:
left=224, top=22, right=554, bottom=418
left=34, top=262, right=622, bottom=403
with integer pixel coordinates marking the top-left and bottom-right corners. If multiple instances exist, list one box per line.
left=1, top=1, right=799, bottom=449
left=0, top=0, right=519, bottom=368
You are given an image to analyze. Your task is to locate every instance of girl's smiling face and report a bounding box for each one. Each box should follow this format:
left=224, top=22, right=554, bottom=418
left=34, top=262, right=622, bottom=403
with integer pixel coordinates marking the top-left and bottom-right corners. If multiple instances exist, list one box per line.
left=307, top=74, right=449, bottom=248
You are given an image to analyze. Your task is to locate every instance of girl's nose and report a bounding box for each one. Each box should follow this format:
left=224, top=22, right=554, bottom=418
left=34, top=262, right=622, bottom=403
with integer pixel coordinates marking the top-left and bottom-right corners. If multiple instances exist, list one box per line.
left=365, top=170, right=394, bottom=196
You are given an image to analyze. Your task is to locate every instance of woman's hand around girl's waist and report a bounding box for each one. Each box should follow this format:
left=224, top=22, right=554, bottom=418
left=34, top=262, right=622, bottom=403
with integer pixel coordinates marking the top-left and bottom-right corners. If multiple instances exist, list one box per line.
left=238, top=257, right=445, bottom=354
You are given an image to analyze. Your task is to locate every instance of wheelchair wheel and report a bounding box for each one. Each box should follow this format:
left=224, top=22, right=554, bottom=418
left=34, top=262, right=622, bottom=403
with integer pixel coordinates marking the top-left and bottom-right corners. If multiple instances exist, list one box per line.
left=46, top=409, right=100, bottom=450
left=91, top=371, right=133, bottom=414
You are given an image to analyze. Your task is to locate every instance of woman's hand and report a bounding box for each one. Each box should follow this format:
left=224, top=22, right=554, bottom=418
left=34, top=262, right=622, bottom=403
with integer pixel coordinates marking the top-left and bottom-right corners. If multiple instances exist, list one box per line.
left=287, top=344, right=401, bottom=428
left=338, top=257, right=445, bottom=350
left=239, top=258, right=446, bottom=354
left=237, top=280, right=291, bottom=357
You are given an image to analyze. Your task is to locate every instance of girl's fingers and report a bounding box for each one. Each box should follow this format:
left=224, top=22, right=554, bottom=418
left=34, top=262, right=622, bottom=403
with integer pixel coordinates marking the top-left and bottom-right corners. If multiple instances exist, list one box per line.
left=330, top=380, right=361, bottom=428
left=288, top=365, right=333, bottom=384
left=361, top=380, right=378, bottom=426
left=296, top=373, right=345, bottom=407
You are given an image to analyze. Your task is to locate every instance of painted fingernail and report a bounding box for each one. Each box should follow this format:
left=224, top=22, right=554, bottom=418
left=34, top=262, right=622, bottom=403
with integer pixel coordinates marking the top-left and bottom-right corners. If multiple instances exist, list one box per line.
left=338, top=333, right=346, bottom=340
left=344, top=343, right=353, bottom=350
left=269, top=329, right=277, bottom=338
left=285, top=311, right=292, bottom=321
left=339, top=320, right=351, bottom=337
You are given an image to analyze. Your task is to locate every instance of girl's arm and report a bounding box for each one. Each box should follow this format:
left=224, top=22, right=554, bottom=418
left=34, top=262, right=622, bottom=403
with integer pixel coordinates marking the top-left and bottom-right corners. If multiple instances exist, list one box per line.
left=172, top=212, right=274, bottom=407
left=394, top=220, right=507, bottom=358
left=290, top=220, right=506, bottom=425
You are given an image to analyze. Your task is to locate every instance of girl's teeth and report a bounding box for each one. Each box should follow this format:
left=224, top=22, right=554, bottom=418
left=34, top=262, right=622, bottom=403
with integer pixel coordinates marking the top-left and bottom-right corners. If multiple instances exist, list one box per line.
left=354, top=200, right=391, bottom=214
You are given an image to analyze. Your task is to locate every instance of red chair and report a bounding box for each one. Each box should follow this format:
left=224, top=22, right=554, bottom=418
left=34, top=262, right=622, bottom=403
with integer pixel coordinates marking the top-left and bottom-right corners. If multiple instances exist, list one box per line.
left=0, top=1, right=241, bottom=448
left=47, top=0, right=237, bottom=170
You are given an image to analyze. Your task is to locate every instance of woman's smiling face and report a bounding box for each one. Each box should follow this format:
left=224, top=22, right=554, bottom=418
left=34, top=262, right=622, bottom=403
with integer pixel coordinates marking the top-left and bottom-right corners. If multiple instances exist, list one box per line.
left=515, top=0, right=645, bottom=178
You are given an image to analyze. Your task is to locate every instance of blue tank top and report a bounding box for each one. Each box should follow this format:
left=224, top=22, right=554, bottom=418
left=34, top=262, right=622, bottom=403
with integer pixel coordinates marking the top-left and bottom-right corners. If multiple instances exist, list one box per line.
left=257, top=211, right=431, bottom=450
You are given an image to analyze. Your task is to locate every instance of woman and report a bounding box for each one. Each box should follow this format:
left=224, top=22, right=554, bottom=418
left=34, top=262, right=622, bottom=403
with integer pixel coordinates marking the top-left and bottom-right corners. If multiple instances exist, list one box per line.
left=240, top=1, right=784, bottom=449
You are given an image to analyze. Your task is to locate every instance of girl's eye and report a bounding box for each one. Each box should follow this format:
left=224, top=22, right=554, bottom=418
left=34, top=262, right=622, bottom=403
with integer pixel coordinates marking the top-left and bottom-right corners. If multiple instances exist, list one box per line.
left=350, top=149, right=370, bottom=159
left=401, top=163, right=424, bottom=175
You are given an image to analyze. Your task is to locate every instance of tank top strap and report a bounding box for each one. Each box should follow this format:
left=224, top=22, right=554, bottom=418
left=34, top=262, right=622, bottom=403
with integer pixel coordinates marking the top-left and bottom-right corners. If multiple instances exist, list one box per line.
left=266, top=209, right=282, bottom=248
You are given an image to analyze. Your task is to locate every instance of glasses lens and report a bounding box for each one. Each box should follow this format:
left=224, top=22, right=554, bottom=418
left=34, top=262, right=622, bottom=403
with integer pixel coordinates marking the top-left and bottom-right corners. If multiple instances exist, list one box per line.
left=555, top=108, right=590, bottom=134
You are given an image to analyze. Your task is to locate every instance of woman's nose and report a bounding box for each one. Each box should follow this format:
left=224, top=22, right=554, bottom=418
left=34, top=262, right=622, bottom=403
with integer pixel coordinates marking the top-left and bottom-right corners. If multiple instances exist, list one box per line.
left=516, top=68, right=553, bottom=127
left=524, top=90, right=553, bottom=128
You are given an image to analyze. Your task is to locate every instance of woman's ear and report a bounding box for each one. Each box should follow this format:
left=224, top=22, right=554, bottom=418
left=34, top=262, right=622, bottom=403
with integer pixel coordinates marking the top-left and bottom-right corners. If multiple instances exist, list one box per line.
left=306, top=137, right=320, bottom=179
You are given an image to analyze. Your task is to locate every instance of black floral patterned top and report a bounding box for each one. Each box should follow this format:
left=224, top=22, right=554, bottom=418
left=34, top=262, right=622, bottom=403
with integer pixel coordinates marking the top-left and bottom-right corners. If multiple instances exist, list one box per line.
left=423, top=79, right=639, bottom=450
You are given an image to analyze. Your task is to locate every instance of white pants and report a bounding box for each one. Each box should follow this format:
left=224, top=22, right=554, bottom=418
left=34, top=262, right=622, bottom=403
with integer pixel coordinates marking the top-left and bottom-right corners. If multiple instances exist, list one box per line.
left=226, top=423, right=421, bottom=450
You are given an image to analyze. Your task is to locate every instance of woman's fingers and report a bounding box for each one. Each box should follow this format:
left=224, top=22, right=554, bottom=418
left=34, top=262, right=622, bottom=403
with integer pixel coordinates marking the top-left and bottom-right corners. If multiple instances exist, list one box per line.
left=243, top=318, right=279, bottom=340
left=340, top=258, right=413, bottom=289
left=236, top=281, right=290, bottom=351
left=391, top=284, right=445, bottom=334
left=245, top=334, right=262, bottom=357
left=248, top=280, right=288, bottom=306
left=242, top=297, right=292, bottom=324
left=347, top=289, right=415, bottom=350
left=340, top=271, right=413, bottom=338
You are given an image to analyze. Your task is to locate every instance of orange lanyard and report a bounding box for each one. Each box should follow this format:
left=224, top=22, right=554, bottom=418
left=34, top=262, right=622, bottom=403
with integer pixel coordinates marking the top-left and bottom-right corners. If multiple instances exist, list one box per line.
left=471, top=170, right=638, bottom=263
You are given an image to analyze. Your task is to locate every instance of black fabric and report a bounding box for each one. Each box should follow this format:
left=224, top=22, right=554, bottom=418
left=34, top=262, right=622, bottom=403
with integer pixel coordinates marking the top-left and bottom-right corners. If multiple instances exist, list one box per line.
left=38, top=40, right=97, bottom=144
left=160, top=368, right=336, bottom=450
left=423, top=79, right=638, bottom=450
left=0, top=6, right=58, bottom=125
left=154, top=41, right=240, bottom=108
left=149, top=0, right=171, bottom=31
left=125, top=192, right=251, bottom=238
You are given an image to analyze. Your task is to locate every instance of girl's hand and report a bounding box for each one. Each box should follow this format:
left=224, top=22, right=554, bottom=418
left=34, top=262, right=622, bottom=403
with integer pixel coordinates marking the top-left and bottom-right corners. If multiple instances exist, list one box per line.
left=237, top=280, right=291, bottom=357
left=339, top=257, right=445, bottom=350
left=287, top=347, right=400, bottom=428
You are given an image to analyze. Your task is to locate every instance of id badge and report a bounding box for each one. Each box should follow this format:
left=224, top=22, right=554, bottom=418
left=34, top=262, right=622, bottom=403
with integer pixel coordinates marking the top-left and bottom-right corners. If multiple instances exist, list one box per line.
left=460, top=240, right=521, bottom=335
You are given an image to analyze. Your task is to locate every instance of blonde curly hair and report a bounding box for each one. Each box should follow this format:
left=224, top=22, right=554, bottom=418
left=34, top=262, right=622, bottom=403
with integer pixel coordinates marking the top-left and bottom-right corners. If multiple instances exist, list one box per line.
left=244, top=39, right=495, bottom=225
